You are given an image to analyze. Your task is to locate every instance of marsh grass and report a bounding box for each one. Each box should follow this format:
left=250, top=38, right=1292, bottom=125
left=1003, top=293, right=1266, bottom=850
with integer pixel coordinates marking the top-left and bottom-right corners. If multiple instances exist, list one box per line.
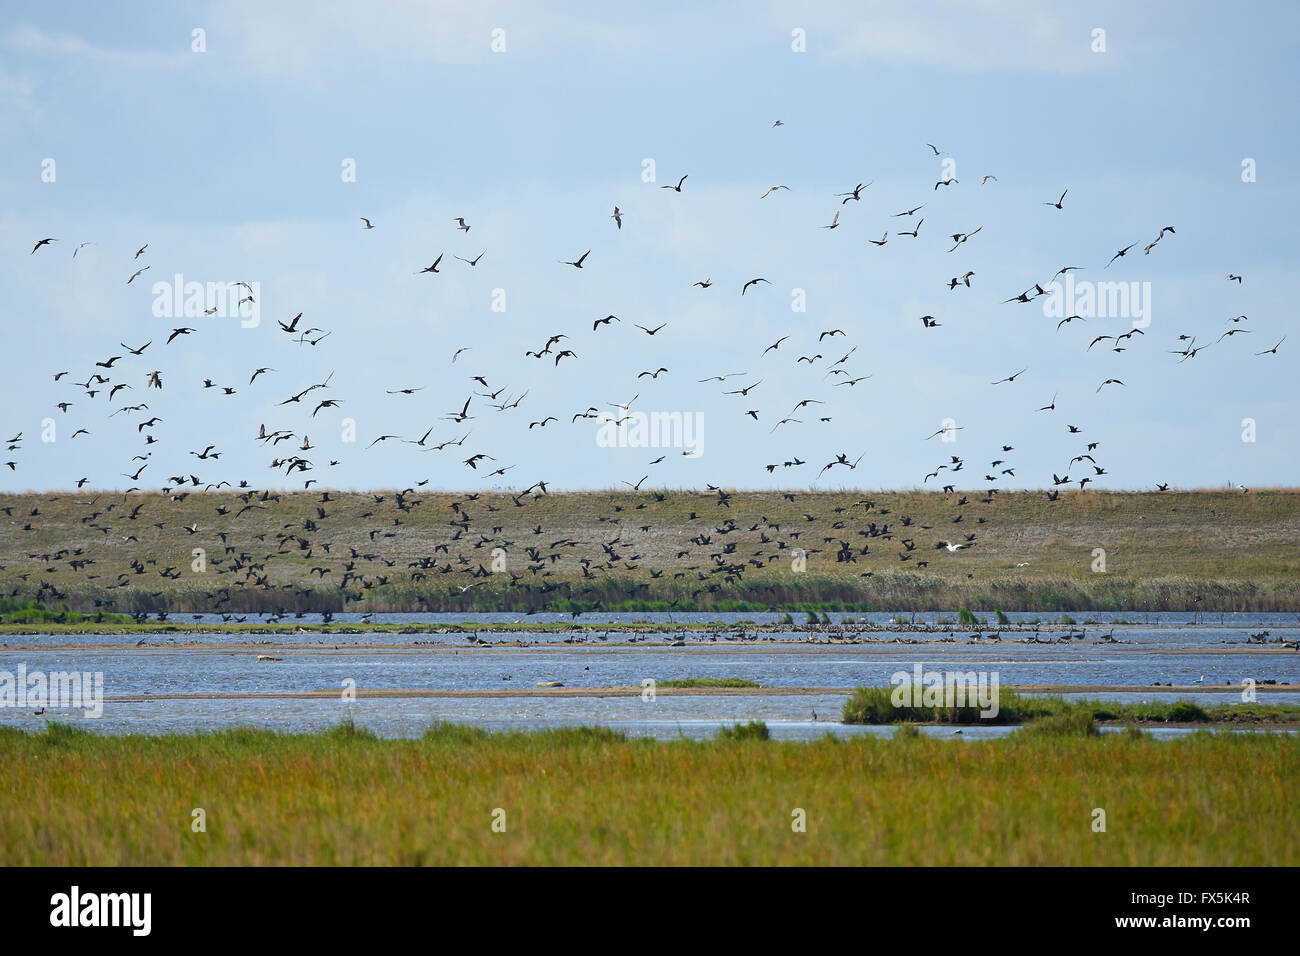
left=717, top=720, right=771, bottom=740
left=1021, top=711, right=1100, bottom=737
left=0, top=597, right=131, bottom=625
left=0, top=720, right=1294, bottom=865
left=842, top=687, right=1300, bottom=725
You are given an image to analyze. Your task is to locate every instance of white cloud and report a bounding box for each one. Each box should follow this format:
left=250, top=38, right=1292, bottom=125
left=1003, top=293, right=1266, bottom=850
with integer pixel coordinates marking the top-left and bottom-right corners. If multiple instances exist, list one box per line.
left=206, top=0, right=566, bottom=79
left=0, top=72, right=35, bottom=112
left=772, top=0, right=1127, bottom=73
left=5, top=25, right=191, bottom=69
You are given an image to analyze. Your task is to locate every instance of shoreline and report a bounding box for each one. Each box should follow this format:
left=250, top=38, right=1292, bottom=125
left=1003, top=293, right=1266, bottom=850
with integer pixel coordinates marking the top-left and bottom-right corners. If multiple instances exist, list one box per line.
left=3, top=618, right=1297, bottom=638
left=4, top=639, right=1298, bottom=653
left=95, top=682, right=1300, bottom=701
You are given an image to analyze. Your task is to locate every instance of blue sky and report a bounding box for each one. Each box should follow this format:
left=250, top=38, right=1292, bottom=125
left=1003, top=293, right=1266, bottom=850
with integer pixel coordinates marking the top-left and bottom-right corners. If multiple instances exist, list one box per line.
left=2, top=1, right=1297, bottom=492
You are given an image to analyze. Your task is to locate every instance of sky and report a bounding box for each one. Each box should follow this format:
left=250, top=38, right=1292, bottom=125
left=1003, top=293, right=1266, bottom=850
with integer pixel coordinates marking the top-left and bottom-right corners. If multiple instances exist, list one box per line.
left=1, top=0, right=1297, bottom=493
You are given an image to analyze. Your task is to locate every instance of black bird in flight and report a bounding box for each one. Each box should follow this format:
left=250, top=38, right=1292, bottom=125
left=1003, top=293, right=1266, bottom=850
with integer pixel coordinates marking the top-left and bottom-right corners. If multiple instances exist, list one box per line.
left=1105, top=243, right=1138, bottom=268
left=1043, top=189, right=1068, bottom=209
left=835, top=182, right=871, bottom=203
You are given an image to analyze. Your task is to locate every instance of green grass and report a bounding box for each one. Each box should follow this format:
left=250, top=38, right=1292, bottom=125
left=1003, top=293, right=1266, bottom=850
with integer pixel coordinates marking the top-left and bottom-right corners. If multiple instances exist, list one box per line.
left=0, top=720, right=1295, bottom=865
left=717, top=720, right=772, bottom=740
left=1021, top=711, right=1101, bottom=737
left=2, top=489, right=1299, bottom=613
left=0, top=597, right=132, bottom=626
left=658, top=678, right=764, bottom=688
left=842, top=686, right=1300, bottom=725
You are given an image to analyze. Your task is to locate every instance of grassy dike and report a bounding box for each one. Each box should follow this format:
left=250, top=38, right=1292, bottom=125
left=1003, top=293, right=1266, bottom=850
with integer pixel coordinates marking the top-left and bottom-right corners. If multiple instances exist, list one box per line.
left=1, top=721, right=1295, bottom=865
left=2, top=489, right=1298, bottom=613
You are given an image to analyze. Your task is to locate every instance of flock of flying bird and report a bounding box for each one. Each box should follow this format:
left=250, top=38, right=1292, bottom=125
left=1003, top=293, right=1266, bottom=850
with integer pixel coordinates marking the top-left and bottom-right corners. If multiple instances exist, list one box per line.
left=3, top=131, right=1281, bottom=612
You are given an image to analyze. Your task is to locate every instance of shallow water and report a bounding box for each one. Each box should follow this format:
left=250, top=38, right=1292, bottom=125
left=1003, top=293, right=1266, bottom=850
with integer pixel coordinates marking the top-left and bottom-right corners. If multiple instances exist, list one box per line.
left=2, top=614, right=1297, bottom=739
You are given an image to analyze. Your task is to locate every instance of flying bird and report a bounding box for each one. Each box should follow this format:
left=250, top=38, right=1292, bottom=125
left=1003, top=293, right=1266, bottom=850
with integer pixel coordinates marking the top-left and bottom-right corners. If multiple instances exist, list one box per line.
left=1105, top=243, right=1139, bottom=268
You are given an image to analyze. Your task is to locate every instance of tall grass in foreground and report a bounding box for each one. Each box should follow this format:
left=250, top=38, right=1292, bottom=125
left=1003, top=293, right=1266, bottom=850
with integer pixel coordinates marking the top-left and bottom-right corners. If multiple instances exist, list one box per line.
left=0, top=722, right=1295, bottom=865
